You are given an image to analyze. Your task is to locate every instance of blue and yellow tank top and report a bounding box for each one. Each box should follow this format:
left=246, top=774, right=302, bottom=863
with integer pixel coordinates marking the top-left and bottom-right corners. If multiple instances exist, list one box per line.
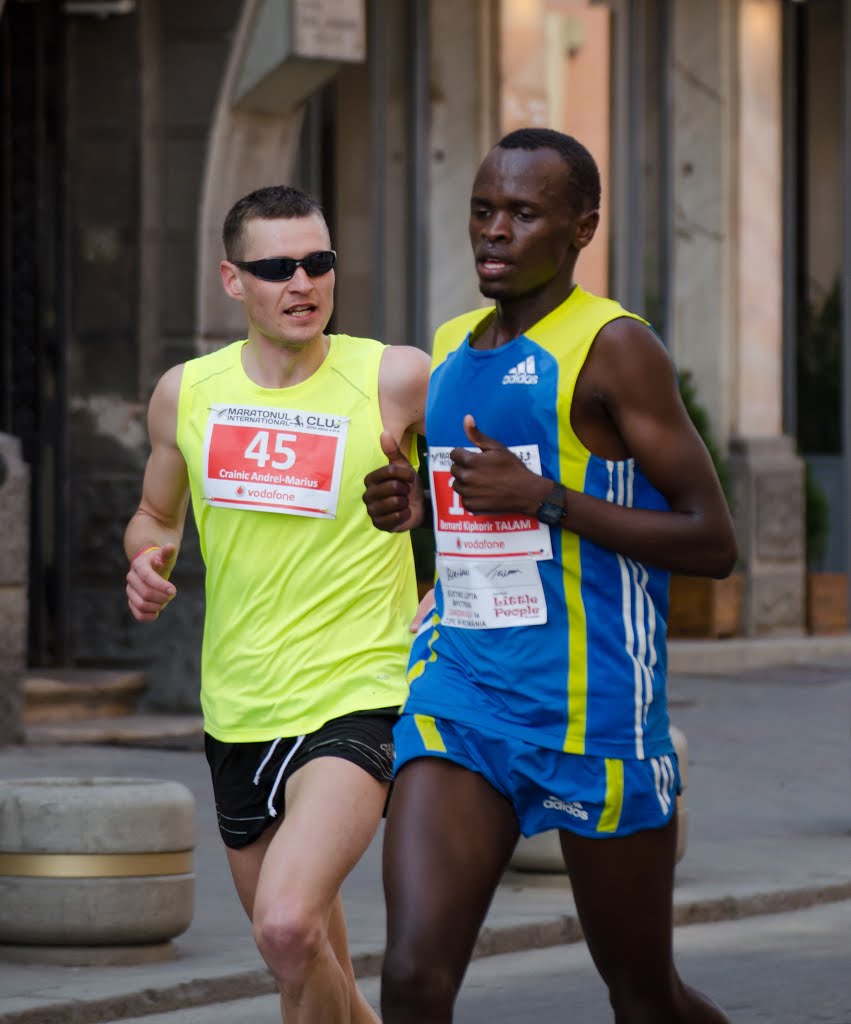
left=406, top=286, right=673, bottom=760
left=176, top=336, right=417, bottom=742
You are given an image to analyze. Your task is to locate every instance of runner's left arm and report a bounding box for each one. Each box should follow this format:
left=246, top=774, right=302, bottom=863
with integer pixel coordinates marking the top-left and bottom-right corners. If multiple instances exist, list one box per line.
left=365, top=346, right=431, bottom=532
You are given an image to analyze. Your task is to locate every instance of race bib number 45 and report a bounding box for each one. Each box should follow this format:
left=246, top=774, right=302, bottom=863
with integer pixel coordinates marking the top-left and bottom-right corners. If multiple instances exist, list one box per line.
left=203, top=405, right=349, bottom=518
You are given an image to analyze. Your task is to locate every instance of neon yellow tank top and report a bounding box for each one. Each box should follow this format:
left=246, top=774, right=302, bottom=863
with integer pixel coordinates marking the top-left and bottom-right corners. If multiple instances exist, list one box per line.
left=176, top=336, right=418, bottom=742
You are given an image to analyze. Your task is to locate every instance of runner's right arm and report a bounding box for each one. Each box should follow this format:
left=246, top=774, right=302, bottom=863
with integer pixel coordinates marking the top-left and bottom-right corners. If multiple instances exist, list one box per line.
left=124, top=365, right=190, bottom=621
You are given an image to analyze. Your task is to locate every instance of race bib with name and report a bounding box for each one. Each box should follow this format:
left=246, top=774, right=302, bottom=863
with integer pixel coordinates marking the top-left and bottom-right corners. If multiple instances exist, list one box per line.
left=203, top=404, right=349, bottom=518
left=428, top=445, right=553, bottom=561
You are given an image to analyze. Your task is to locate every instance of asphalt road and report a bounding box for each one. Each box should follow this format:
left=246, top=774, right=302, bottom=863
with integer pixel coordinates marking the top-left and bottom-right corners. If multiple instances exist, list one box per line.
left=105, top=898, right=851, bottom=1023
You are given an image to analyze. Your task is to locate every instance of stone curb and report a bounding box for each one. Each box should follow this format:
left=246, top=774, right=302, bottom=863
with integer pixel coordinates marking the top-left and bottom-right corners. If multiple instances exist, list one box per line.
left=666, top=634, right=851, bottom=675
left=3, top=881, right=851, bottom=1024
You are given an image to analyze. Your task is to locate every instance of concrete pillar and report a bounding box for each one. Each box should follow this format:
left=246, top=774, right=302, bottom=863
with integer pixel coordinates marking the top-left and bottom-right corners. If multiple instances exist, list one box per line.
left=735, top=0, right=783, bottom=440
left=668, top=0, right=736, bottom=438
left=729, top=0, right=805, bottom=634
left=0, top=435, right=29, bottom=747
left=670, top=0, right=803, bottom=634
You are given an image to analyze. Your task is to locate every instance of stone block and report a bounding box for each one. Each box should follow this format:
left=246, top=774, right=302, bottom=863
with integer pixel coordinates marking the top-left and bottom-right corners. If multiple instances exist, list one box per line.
left=749, top=567, right=807, bottom=635
left=0, top=435, right=30, bottom=585
left=755, top=468, right=804, bottom=562
left=0, top=669, right=25, bottom=746
left=0, top=588, right=28, bottom=665
left=71, top=474, right=147, bottom=576
left=728, top=435, right=806, bottom=635
left=71, top=587, right=203, bottom=713
left=0, top=778, right=196, bottom=952
left=0, top=435, right=28, bottom=748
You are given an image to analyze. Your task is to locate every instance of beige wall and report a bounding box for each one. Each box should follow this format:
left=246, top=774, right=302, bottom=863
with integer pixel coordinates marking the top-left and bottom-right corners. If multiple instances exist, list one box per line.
left=735, top=0, right=783, bottom=439
left=499, top=0, right=611, bottom=297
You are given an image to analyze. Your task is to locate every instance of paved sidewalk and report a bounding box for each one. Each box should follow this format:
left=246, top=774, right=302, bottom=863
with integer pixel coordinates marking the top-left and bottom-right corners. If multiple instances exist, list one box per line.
left=1, top=643, right=851, bottom=1024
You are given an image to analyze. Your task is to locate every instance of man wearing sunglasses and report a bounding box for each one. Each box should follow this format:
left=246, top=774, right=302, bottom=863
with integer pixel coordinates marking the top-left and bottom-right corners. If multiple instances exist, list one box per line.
left=124, top=185, right=430, bottom=1024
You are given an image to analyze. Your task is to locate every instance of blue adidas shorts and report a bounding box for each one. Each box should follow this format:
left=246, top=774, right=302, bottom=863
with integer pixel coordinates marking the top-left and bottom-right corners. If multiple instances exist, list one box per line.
left=393, top=712, right=681, bottom=839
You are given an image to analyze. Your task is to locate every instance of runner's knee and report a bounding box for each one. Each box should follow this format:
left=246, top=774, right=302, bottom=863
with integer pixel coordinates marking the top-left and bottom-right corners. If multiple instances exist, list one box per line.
left=381, top=947, right=457, bottom=1017
left=253, top=900, right=325, bottom=987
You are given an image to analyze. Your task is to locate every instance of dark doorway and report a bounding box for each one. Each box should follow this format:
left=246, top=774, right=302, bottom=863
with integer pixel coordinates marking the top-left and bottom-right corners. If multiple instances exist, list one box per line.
left=0, top=0, right=71, bottom=666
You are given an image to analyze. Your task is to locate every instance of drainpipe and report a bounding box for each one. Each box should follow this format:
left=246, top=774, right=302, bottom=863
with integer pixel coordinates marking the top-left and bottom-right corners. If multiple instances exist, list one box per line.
left=843, top=0, right=851, bottom=592
left=406, top=0, right=429, bottom=352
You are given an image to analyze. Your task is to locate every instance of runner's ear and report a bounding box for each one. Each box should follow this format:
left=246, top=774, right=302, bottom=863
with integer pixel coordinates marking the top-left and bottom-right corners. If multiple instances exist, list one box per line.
left=220, top=260, right=244, bottom=300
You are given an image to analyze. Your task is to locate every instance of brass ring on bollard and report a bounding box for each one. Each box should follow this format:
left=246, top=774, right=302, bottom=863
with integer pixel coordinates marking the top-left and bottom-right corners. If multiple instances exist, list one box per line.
left=0, top=850, right=193, bottom=878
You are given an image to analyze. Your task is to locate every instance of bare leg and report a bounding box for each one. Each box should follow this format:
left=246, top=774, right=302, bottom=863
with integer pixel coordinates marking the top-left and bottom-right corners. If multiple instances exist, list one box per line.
left=381, top=758, right=520, bottom=1024
left=327, top=890, right=380, bottom=1024
left=226, top=757, right=385, bottom=1024
left=560, top=811, right=731, bottom=1024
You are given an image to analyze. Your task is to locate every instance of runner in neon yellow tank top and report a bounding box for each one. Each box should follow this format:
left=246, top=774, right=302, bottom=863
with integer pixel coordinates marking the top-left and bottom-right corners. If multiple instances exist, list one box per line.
left=364, top=130, right=737, bottom=1023
left=124, top=185, right=429, bottom=1024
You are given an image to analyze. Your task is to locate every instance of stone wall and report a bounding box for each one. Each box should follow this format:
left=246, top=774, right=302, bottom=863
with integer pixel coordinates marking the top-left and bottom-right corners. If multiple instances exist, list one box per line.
left=66, top=1, right=240, bottom=710
left=728, top=436, right=806, bottom=635
left=0, top=435, right=29, bottom=744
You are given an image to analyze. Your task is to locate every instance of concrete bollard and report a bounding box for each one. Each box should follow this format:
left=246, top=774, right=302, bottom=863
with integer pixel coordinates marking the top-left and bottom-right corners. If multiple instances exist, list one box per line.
left=0, top=433, right=30, bottom=747
left=0, top=778, right=196, bottom=964
left=509, top=725, right=689, bottom=873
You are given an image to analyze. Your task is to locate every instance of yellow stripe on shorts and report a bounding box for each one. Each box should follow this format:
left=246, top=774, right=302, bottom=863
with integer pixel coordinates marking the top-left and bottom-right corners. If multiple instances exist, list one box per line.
left=597, top=758, right=624, bottom=833
left=406, top=615, right=440, bottom=685
left=413, top=714, right=447, bottom=752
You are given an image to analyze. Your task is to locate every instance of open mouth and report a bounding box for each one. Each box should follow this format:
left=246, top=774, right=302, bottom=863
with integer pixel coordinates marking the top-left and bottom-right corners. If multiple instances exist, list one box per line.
left=284, top=303, right=316, bottom=318
left=477, top=258, right=511, bottom=278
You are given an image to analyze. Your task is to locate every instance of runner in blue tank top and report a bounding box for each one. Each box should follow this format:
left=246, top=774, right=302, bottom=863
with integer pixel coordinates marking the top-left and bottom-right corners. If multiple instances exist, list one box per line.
left=364, top=128, right=737, bottom=1024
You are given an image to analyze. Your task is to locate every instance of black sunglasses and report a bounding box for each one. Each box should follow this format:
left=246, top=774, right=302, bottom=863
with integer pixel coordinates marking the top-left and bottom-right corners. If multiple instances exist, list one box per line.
left=232, top=250, right=337, bottom=282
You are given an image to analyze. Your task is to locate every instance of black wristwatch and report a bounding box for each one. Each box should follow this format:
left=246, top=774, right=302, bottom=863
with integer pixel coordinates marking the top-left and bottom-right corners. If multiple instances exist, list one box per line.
left=535, top=483, right=567, bottom=527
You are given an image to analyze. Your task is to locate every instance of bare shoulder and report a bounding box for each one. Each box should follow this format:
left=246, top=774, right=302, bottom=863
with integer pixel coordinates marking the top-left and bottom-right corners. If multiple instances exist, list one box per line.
left=147, top=364, right=185, bottom=446
left=596, top=316, right=673, bottom=371
left=584, top=317, right=677, bottom=398
left=378, top=344, right=432, bottom=403
left=379, top=344, right=431, bottom=383
left=152, top=363, right=185, bottom=401
left=378, top=345, right=431, bottom=436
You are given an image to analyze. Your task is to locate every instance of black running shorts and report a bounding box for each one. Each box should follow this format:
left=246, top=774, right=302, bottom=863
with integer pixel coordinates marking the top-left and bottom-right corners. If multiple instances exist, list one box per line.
left=204, top=707, right=398, bottom=849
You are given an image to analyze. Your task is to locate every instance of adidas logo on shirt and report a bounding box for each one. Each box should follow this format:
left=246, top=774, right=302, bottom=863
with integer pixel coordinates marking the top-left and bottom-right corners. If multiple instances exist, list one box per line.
left=502, top=356, right=539, bottom=385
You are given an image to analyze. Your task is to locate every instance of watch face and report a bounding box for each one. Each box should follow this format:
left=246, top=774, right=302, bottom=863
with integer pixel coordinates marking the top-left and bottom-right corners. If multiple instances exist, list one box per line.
left=536, top=501, right=563, bottom=526
left=536, top=485, right=566, bottom=526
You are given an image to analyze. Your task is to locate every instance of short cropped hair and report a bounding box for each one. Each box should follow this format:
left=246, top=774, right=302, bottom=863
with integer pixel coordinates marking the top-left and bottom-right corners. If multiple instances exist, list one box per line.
left=497, top=128, right=601, bottom=215
left=222, top=185, right=326, bottom=260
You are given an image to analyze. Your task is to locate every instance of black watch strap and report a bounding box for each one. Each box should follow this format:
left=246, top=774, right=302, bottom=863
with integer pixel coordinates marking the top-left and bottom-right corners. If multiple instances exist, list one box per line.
left=535, top=483, right=567, bottom=527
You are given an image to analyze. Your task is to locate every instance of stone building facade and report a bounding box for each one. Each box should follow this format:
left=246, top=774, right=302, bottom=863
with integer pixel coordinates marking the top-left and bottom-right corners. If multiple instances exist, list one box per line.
left=1, top=0, right=848, bottom=715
